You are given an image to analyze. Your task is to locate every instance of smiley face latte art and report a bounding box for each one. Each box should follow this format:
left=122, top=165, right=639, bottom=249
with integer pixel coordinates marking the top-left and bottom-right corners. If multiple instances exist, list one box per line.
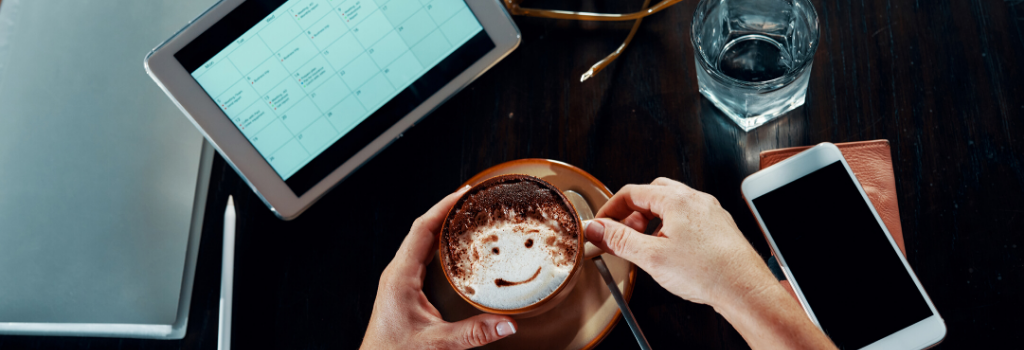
left=442, top=175, right=580, bottom=310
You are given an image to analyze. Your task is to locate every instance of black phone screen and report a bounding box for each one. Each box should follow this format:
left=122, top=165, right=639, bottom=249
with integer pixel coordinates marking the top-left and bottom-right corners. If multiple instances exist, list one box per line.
left=752, top=161, right=933, bottom=349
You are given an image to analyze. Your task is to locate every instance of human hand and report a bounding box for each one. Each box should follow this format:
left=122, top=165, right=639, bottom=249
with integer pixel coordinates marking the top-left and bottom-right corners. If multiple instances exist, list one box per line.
left=361, top=186, right=518, bottom=350
left=586, top=177, right=773, bottom=307
left=586, top=178, right=836, bottom=349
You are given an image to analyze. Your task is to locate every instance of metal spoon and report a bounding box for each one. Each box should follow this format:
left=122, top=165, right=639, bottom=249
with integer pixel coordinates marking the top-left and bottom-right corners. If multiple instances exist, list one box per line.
left=565, top=190, right=653, bottom=350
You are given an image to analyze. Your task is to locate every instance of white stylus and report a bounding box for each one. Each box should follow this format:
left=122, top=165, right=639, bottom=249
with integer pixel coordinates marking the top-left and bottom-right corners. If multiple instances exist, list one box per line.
left=218, top=196, right=236, bottom=350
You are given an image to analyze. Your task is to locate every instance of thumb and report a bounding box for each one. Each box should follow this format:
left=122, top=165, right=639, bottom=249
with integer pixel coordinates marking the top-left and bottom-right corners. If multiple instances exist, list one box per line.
left=436, top=314, right=517, bottom=349
left=585, top=218, right=658, bottom=266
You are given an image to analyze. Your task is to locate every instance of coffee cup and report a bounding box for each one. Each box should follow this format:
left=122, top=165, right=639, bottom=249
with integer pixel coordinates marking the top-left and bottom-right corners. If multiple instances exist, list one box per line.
left=439, top=174, right=584, bottom=318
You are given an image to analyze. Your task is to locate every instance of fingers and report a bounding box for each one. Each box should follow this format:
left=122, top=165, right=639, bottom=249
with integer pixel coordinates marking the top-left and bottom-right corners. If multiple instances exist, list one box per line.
left=582, top=212, right=648, bottom=259
left=584, top=218, right=659, bottom=267
left=621, top=211, right=649, bottom=233
left=394, top=186, right=471, bottom=276
left=436, top=314, right=517, bottom=349
left=596, top=183, right=682, bottom=220
left=651, top=177, right=687, bottom=187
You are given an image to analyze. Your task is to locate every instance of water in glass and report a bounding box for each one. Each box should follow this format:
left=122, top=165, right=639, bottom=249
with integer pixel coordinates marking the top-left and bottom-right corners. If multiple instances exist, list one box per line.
left=691, top=0, right=819, bottom=131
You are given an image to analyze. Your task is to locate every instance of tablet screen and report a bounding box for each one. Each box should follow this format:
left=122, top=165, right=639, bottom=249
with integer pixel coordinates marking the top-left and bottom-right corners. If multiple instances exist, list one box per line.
left=175, top=0, right=491, bottom=194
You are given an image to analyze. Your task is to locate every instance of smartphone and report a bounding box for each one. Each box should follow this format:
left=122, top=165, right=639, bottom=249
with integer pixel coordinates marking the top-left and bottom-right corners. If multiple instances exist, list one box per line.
left=741, top=143, right=946, bottom=349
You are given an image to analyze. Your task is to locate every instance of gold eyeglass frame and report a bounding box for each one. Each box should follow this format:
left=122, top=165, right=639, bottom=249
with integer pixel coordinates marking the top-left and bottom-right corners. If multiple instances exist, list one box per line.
left=502, top=0, right=685, bottom=82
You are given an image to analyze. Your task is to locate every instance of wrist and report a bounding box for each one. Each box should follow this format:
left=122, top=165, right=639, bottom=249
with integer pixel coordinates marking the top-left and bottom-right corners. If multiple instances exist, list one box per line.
left=708, top=262, right=837, bottom=350
left=706, top=248, right=778, bottom=311
left=710, top=268, right=779, bottom=320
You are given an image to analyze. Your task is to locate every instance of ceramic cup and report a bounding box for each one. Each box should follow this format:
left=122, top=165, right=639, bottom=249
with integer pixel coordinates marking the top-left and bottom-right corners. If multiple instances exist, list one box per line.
left=439, top=174, right=584, bottom=318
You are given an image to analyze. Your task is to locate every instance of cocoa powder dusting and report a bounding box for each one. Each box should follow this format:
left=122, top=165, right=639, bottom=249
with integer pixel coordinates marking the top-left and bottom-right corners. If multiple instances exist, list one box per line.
left=440, top=175, right=580, bottom=282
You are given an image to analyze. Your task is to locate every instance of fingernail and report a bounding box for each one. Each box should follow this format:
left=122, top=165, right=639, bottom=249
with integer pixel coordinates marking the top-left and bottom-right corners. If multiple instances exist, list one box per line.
left=585, top=219, right=605, bottom=242
left=496, top=321, right=516, bottom=336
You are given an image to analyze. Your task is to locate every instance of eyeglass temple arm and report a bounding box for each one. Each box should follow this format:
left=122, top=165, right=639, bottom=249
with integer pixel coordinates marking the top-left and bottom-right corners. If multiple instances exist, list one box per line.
left=580, top=0, right=653, bottom=82
left=504, top=0, right=682, bottom=21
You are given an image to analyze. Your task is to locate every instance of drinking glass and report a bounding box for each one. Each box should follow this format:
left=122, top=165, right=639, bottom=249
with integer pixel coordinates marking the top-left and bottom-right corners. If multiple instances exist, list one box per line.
left=691, top=0, right=819, bottom=131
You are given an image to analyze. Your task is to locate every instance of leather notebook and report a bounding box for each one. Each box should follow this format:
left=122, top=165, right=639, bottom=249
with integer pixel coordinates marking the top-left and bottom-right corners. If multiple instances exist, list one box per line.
left=758, top=140, right=905, bottom=299
left=759, top=139, right=906, bottom=255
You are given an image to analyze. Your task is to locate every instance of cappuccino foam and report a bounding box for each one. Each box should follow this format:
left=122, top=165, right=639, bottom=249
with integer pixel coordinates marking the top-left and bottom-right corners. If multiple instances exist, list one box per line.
left=442, top=176, right=579, bottom=310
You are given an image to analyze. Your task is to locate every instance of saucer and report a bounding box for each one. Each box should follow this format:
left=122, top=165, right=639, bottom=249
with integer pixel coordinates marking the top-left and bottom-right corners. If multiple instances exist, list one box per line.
left=424, top=159, right=636, bottom=350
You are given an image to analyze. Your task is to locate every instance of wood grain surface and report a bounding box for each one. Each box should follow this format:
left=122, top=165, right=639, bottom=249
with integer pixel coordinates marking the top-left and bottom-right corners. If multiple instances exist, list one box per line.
left=1, top=0, right=1021, bottom=348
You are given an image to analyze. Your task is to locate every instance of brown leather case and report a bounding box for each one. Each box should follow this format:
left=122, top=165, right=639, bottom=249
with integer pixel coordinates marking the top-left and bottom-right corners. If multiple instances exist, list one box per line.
left=759, top=140, right=906, bottom=256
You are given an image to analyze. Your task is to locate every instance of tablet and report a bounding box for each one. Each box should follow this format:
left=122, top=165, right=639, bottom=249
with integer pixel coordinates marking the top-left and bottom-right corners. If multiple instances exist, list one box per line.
left=742, top=143, right=945, bottom=349
left=146, top=0, right=520, bottom=219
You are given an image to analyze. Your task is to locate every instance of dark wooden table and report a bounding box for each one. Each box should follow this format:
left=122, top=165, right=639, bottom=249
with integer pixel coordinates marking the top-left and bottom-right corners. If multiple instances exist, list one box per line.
left=3, top=0, right=1022, bottom=348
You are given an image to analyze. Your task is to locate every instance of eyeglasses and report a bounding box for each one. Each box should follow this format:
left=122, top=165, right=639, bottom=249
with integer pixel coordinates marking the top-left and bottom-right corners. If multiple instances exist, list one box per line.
left=502, top=0, right=686, bottom=82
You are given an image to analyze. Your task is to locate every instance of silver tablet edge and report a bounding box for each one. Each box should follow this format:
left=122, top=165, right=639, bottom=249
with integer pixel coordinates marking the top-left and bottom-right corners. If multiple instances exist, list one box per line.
left=145, top=0, right=520, bottom=221
left=0, top=141, right=214, bottom=339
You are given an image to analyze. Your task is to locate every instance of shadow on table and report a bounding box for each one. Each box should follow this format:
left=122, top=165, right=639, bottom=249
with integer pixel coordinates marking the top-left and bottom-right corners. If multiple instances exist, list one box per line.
left=698, top=96, right=809, bottom=178
left=696, top=96, right=810, bottom=258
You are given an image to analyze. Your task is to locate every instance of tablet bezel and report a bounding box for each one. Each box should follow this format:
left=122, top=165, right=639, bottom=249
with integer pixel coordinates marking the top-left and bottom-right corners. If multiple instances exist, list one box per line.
left=741, top=143, right=946, bottom=349
left=146, top=0, right=520, bottom=220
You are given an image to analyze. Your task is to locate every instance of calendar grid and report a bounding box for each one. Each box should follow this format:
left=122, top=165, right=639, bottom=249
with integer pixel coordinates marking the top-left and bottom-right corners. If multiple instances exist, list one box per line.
left=190, top=0, right=483, bottom=179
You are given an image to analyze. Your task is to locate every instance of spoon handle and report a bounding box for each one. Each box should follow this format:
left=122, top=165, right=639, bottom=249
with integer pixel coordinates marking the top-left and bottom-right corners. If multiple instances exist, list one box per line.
left=593, top=256, right=653, bottom=350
